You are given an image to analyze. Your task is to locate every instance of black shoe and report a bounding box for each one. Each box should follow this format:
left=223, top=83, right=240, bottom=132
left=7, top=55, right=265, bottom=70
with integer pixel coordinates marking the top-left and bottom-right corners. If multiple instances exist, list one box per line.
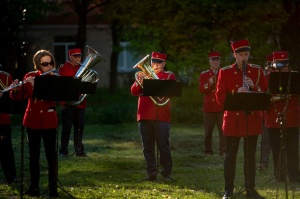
left=146, top=173, right=157, bottom=181
left=222, top=190, right=233, bottom=199
left=49, top=190, right=59, bottom=198
left=24, top=187, right=40, bottom=197
left=76, top=152, right=87, bottom=157
left=7, top=176, right=19, bottom=184
left=60, top=153, right=68, bottom=158
left=162, top=175, right=174, bottom=181
left=246, top=189, right=265, bottom=199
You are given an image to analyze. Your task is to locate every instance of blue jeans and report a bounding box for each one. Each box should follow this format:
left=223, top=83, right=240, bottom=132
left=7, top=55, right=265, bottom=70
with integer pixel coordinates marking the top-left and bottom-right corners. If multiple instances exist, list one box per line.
left=138, top=121, right=172, bottom=177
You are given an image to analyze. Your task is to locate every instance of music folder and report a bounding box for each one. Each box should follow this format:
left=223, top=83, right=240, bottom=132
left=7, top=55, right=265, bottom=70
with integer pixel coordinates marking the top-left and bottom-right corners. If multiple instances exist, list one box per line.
left=33, top=76, right=81, bottom=101
left=142, top=79, right=182, bottom=97
left=268, top=71, right=300, bottom=94
left=224, top=92, right=271, bottom=111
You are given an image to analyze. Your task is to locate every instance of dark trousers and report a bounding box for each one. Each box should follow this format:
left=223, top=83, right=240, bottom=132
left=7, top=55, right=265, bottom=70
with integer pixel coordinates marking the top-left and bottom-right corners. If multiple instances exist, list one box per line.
left=60, top=105, right=85, bottom=155
left=26, top=128, right=58, bottom=191
left=260, top=121, right=271, bottom=165
left=224, top=135, right=258, bottom=192
left=0, top=125, right=17, bottom=183
left=268, top=127, right=300, bottom=182
left=203, top=112, right=226, bottom=154
left=138, top=121, right=172, bottom=177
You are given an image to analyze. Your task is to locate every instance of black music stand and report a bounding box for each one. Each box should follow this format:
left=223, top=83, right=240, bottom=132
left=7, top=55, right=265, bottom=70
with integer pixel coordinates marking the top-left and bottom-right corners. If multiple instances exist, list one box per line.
left=223, top=92, right=271, bottom=196
left=33, top=76, right=80, bottom=199
left=0, top=92, right=27, bottom=114
left=224, top=92, right=271, bottom=111
left=268, top=71, right=300, bottom=198
left=268, top=71, right=300, bottom=95
left=139, top=79, right=182, bottom=182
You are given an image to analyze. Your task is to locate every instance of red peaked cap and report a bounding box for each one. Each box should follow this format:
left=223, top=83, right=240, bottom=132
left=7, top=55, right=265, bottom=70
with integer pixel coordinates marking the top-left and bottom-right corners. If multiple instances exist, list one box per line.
left=266, top=54, right=273, bottom=62
left=208, top=51, right=221, bottom=58
left=68, top=48, right=82, bottom=56
left=151, top=52, right=167, bottom=63
left=273, top=51, right=289, bottom=61
left=231, top=39, right=251, bottom=53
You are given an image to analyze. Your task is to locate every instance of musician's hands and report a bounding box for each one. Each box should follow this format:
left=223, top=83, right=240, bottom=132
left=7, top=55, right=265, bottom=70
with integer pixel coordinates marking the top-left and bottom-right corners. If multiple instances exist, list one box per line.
left=244, top=77, right=254, bottom=89
left=209, top=77, right=215, bottom=85
left=238, top=86, right=249, bottom=92
left=25, top=76, right=35, bottom=86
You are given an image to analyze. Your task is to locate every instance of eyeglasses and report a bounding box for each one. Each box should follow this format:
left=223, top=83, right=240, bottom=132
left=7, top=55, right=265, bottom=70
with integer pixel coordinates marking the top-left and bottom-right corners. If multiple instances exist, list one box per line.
left=40, top=61, right=54, bottom=67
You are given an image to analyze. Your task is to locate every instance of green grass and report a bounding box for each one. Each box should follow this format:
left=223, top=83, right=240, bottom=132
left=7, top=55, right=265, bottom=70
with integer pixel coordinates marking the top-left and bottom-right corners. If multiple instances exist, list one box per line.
left=0, top=123, right=299, bottom=198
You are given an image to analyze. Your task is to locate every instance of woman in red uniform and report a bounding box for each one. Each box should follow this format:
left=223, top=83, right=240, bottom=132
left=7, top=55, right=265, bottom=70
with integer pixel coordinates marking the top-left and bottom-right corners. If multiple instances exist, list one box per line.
left=10, top=50, right=58, bottom=197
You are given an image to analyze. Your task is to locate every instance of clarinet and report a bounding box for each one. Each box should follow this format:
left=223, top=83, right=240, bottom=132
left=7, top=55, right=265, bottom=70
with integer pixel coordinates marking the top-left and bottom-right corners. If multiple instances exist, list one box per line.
left=243, top=61, right=249, bottom=91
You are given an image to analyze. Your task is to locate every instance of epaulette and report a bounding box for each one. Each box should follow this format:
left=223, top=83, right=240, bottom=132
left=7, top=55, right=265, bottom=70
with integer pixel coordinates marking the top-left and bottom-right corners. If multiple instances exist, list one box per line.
left=0, top=71, right=11, bottom=76
left=27, top=71, right=39, bottom=75
left=164, top=71, right=174, bottom=75
left=249, top=64, right=261, bottom=69
left=221, top=65, right=232, bottom=71
left=201, top=70, right=209, bottom=74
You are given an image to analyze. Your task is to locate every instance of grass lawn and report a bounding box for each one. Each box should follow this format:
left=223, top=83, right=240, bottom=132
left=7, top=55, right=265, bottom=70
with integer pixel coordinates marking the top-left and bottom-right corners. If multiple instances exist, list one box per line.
left=0, top=123, right=299, bottom=198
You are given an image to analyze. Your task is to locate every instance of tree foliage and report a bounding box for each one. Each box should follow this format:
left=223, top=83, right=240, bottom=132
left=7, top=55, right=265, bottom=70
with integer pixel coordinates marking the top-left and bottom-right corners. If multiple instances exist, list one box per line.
left=106, top=0, right=297, bottom=86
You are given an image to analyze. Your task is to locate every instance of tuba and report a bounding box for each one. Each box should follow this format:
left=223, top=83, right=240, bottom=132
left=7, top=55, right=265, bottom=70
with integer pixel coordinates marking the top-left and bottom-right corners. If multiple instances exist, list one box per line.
left=67, top=45, right=105, bottom=106
left=133, top=54, right=169, bottom=106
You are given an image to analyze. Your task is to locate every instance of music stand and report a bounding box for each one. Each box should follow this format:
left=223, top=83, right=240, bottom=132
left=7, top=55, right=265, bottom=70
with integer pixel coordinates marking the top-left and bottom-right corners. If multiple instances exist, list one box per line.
left=33, top=76, right=80, bottom=199
left=268, top=71, right=300, bottom=95
left=268, top=71, right=300, bottom=198
left=223, top=92, right=271, bottom=196
left=0, top=92, right=27, bottom=114
left=224, top=92, right=271, bottom=111
left=142, top=79, right=182, bottom=97
left=139, top=79, right=182, bottom=182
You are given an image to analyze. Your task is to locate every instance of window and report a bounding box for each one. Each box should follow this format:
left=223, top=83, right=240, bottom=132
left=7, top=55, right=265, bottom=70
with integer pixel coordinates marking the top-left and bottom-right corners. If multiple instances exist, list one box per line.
left=117, top=42, right=142, bottom=73
left=53, top=36, right=76, bottom=66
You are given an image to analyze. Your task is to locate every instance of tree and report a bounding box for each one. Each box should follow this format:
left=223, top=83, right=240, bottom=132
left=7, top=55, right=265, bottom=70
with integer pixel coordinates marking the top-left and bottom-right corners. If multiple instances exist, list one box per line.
left=104, top=0, right=292, bottom=86
left=0, top=0, right=53, bottom=78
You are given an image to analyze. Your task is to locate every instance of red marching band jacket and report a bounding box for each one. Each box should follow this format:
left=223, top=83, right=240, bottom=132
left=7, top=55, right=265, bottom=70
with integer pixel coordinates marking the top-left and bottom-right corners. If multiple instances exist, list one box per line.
left=199, top=68, right=223, bottom=112
left=10, top=71, right=58, bottom=129
left=0, top=71, right=12, bottom=125
left=58, top=61, right=87, bottom=108
left=215, top=63, right=267, bottom=137
left=131, top=71, right=176, bottom=122
left=264, top=72, right=300, bottom=128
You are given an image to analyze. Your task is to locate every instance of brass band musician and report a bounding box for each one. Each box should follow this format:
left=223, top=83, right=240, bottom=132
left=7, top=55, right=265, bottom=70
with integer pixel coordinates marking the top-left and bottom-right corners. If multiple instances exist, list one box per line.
left=131, top=52, right=176, bottom=181
left=199, top=51, right=226, bottom=157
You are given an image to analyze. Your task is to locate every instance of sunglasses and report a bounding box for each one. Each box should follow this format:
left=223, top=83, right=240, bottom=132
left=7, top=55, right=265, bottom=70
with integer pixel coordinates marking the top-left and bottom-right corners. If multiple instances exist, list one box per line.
left=40, top=61, right=54, bottom=67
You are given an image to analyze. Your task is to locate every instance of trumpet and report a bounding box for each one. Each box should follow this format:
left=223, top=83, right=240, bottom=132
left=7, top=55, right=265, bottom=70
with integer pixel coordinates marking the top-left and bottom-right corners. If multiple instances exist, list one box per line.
left=1, top=68, right=57, bottom=93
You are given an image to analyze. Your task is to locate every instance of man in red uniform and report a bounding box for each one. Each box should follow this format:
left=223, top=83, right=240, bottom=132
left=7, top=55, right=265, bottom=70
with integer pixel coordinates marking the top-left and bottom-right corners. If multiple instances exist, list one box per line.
left=199, top=51, right=226, bottom=156
left=216, top=39, right=267, bottom=199
left=0, top=71, right=18, bottom=184
left=131, top=52, right=176, bottom=181
left=59, top=48, right=87, bottom=157
left=264, top=51, right=300, bottom=183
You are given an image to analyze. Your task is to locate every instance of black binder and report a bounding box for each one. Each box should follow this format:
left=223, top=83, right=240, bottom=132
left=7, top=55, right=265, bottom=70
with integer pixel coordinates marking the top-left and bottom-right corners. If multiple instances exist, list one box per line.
left=142, top=79, right=182, bottom=97
left=224, top=92, right=271, bottom=111
left=268, top=71, right=300, bottom=94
